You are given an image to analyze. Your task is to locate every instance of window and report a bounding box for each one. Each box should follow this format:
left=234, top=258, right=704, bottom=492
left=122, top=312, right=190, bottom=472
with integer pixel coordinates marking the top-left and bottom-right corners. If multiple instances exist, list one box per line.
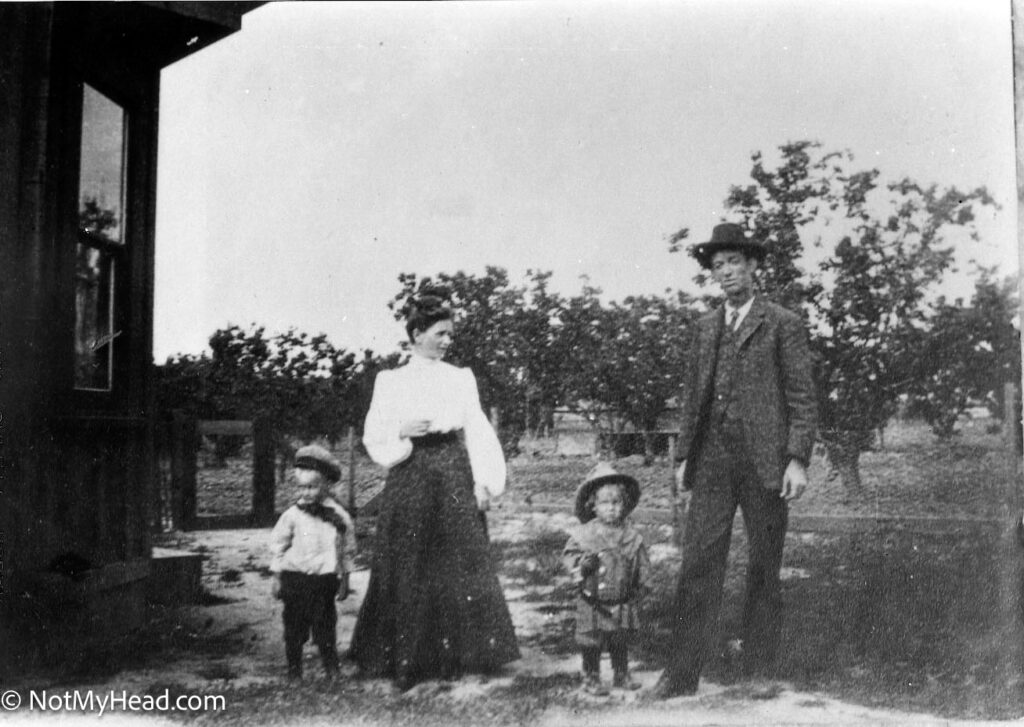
left=75, top=84, right=127, bottom=391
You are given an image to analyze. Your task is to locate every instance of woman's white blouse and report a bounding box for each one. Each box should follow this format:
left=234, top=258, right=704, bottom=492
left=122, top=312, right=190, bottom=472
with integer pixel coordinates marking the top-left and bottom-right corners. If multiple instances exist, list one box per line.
left=362, top=355, right=507, bottom=501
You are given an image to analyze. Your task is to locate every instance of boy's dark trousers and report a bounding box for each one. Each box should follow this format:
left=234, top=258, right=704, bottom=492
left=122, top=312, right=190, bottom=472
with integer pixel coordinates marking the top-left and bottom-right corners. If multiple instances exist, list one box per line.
left=581, top=631, right=630, bottom=679
left=280, top=571, right=340, bottom=677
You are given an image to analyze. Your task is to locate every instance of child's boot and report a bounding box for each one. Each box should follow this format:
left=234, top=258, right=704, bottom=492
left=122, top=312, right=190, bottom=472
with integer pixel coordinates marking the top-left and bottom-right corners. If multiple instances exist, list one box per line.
left=583, top=672, right=610, bottom=696
left=581, top=647, right=608, bottom=696
left=610, top=642, right=639, bottom=689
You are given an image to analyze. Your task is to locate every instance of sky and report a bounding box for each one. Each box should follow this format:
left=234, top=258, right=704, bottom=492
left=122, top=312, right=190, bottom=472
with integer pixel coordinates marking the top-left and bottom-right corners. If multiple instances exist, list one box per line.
left=153, top=0, right=1018, bottom=362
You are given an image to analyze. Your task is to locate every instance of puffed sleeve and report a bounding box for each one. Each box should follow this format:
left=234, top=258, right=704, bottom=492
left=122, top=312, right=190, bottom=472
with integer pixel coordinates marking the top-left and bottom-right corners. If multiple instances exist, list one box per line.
left=362, top=369, right=414, bottom=468
left=460, top=367, right=507, bottom=502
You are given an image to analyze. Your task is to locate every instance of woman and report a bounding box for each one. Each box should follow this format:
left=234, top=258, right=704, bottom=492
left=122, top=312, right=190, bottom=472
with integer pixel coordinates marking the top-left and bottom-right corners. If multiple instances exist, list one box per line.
left=350, top=287, right=519, bottom=690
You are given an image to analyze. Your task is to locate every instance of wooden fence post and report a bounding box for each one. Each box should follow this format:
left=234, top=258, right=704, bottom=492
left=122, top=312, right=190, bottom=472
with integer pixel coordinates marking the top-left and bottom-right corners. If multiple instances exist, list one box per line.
left=1004, top=382, right=1022, bottom=467
left=668, top=433, right=682, bottom=547
left=170, top=410, right=198, bottom=530
left=347, top=425, right=357, bottom=519
left=998, top=382, right=1023, bottom=681
left=252, top=418, right=276, bottom=527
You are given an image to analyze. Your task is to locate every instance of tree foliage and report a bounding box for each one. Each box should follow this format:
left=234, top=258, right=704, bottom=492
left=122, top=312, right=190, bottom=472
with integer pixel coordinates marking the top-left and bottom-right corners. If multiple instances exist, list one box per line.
left=389, top=269, right=699, bottom=460
left=674, top=140, right=1001, bottom=488
left=155, top=325, right=377, bottom=460
left=561, top=287, right=696, bottom=459
left=905, top=269, right=1021, bottom=437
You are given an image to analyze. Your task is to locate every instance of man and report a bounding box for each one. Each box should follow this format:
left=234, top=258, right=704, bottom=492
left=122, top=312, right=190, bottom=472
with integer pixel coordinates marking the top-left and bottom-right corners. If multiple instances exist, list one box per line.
left=651, top=222, right=817, bottom=698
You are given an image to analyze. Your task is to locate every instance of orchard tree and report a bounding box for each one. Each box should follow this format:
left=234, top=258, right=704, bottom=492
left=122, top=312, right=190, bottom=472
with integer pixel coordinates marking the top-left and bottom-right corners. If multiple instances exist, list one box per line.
left=963, top=268, right=1021, bottom=420
left=672, top=140, right=998, bottom=489
left=564, top=290, right=697, bottom=462
left=905, top=269, right=1021, bottom=437
left=156, top=325, right=370, bottom=464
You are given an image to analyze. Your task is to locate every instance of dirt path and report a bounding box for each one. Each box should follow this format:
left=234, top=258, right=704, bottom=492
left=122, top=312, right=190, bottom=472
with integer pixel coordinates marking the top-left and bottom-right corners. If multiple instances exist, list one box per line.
left=6, top=516, right=1010, bottom=725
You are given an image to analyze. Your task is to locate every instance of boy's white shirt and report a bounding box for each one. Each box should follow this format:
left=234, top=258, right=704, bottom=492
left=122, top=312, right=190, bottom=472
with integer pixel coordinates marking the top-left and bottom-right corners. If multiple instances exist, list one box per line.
left=269, top=496, right=355, bottom=576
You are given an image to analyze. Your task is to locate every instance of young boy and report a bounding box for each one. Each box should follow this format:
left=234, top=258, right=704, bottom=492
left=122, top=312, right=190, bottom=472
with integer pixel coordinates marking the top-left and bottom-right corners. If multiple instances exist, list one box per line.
left=269, top=444, right=356, bottom=680
left=563, top=463, right=650, bottom=696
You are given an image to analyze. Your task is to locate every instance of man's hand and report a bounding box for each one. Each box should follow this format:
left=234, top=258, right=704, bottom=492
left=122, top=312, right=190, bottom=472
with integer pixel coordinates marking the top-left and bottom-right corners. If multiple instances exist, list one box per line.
left=780, top=459, right=808, bottom=501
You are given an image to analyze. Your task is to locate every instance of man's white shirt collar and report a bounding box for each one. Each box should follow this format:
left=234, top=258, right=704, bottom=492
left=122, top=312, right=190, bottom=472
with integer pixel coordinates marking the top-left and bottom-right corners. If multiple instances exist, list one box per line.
left=725, top=297, right=755, bottom=330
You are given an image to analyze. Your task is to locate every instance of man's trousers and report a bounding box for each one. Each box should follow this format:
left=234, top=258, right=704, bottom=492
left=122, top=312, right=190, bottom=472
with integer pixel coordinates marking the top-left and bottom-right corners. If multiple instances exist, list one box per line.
left=665, top=419, right=788, bottom=687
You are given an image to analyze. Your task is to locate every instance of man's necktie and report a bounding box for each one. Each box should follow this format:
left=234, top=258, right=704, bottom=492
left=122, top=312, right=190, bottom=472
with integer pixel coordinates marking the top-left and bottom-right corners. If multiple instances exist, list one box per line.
left=728, top=310, right=739, bottom=332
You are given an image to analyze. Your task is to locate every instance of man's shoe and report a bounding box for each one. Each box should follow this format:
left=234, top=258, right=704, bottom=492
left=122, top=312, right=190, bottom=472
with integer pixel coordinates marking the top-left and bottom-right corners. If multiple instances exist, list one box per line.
left=723, top=638, right=744, bottom=670
left=646, top=672, right=698, bottom=700
left=613, top=671, right=642, bottom=690
left=394, top=672, right=416, bottom=692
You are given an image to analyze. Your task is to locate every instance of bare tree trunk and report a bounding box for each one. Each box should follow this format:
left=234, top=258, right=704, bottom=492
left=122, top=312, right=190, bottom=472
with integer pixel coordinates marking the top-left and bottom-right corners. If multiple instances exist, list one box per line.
left=642, top=430, right=655, bottom=466
left=826, top=442, right=863, bottom=492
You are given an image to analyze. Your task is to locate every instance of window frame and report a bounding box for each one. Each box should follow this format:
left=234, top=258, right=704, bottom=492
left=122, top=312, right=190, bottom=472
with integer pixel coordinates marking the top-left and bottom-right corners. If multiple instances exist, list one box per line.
left=54, top=42, right=159, bottom=419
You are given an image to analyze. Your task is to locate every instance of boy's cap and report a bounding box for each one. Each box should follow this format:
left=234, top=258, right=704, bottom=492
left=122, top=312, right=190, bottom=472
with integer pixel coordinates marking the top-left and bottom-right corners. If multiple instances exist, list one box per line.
left=574, top=462, right=640, bottom=523
left=294, top=444, right=341, bottom=483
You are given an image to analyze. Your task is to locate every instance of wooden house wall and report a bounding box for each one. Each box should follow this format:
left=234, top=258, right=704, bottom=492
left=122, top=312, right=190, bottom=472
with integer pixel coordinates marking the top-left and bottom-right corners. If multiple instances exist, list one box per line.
left=0, top=1, right=259, bottom=672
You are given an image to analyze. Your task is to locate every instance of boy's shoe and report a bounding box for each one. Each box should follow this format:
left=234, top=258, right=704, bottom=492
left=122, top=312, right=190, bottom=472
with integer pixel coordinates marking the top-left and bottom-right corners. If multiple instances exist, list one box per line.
left=287, top=666, right=302, bottom=681
left=613, top=671, right=641, bottom=690
left=582, top=674, right=609, bottom=696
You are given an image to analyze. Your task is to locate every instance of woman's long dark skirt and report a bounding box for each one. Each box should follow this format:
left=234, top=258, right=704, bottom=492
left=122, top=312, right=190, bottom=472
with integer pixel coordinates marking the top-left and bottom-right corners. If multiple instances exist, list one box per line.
left=349, top=434, right=519, bottom=682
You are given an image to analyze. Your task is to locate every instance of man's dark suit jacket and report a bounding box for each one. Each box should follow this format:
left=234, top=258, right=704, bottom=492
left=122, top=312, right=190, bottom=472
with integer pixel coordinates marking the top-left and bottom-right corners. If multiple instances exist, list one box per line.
left=676, top=296, right=817, bottom=491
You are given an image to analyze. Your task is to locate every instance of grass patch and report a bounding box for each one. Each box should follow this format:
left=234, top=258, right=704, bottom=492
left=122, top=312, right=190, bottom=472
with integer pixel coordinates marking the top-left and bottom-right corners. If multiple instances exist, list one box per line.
left=147, top=419, right=1022, bottom=722
left=642, top=528, right=1022, bottom=719
left=497, top=513, right=1024, bottom=720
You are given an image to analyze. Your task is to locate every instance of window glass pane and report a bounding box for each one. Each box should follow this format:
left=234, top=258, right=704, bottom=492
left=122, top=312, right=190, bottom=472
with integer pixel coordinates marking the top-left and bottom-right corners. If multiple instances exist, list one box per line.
left=78, top=84, right=126, bottom=245
left=74, top=246, right=116, bottom=390
left=75, top=83, right=126, bottom=391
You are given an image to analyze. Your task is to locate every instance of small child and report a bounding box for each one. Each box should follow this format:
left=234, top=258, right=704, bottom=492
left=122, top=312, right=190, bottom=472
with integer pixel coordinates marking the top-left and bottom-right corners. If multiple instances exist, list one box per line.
left=270, top=444, right=356, bottom=680
left=563, top=463, right=650, bottom=696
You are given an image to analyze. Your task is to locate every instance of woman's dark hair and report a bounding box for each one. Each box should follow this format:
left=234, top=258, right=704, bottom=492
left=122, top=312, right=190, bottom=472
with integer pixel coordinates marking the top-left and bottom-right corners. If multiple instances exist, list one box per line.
left=404, top=285, right=454, bottom=342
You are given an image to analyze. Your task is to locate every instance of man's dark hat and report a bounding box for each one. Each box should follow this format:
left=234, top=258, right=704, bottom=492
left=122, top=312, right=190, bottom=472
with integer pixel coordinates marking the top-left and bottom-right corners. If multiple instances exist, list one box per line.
left=691, top=223, right=767, bottom=270
left=574, top=463, right=641, bottom=523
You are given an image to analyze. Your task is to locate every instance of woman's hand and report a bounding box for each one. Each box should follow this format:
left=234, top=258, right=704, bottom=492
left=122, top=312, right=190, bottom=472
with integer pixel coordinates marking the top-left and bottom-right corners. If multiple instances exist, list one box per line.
left=400, top=420, right=432, bottom=438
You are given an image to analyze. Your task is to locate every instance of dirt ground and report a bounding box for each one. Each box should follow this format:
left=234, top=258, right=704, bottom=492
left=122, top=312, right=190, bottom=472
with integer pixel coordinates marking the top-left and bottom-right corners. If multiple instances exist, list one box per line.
left=6, top=509, right=1016, bottom=726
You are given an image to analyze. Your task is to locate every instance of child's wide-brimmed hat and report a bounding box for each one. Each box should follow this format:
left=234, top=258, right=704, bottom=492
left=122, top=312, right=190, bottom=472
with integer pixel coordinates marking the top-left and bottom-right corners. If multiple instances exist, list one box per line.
left=691, top=222, right=768, bottom=270
left=294, top=444, right=342, bottom=483
left=574, top=462, right=641, bottom=523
